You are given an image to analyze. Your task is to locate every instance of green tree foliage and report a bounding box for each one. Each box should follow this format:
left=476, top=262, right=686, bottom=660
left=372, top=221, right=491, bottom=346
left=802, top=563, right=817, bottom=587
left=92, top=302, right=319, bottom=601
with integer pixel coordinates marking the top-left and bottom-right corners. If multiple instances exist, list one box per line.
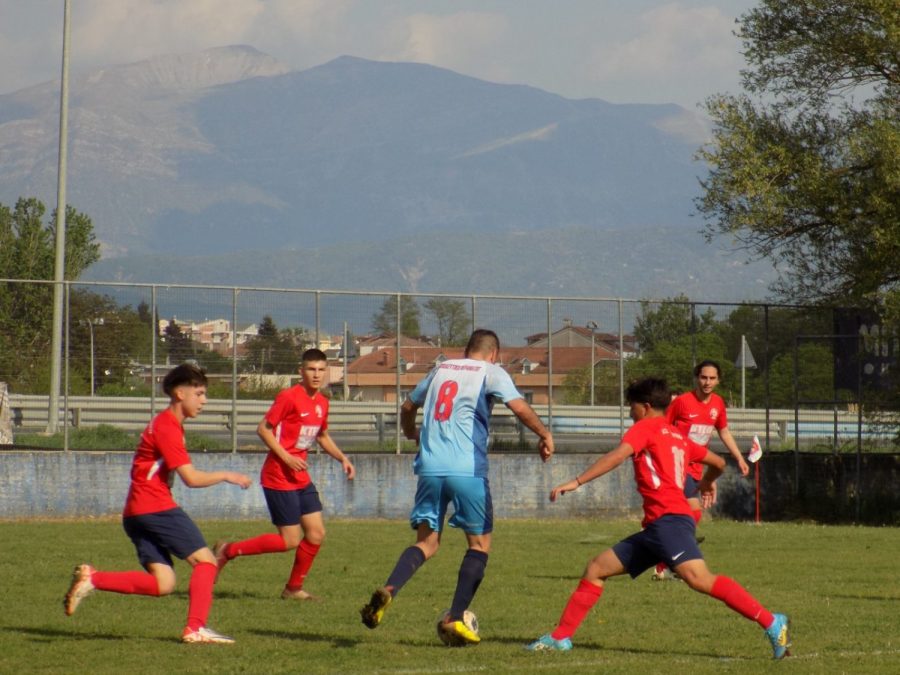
left=423, top=297, right=470, bottom=346
left=697, top=1, right=900, bottom=315
left=372, top=296, right=421, bottom=337
left=242, top=315, right=308, bottom=374
left=633, top=294, right=717, bottom=354
left=0, top=198, right=100, bottom=392
left=163, top=320, right=197, bottom=365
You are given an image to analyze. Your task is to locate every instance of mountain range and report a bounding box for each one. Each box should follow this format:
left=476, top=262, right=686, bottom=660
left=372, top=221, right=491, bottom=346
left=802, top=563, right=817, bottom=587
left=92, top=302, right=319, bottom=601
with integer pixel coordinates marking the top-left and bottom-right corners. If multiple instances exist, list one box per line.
left=0, top=45, right=774, bottom=301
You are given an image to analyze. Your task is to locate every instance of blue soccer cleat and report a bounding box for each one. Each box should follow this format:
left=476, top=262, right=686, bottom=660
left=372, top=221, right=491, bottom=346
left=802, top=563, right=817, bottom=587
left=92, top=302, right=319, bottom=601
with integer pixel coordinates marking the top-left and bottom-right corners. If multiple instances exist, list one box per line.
left=526, top=633, right=573, bottom=652
left=765, top=613, right=791, bottom=659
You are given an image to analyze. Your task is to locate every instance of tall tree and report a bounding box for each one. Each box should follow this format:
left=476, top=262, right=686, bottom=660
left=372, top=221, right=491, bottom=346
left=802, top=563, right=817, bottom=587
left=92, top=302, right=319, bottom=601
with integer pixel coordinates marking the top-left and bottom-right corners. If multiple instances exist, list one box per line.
left=424, top=298, right=470, bottom=346
left=242, top=315, right=307, bottom=374
left=0, top=198, right=100, bottom=392
left=633, top=294, right=717, bottom=354
left=372, top=296, right=421, bottom=337
left=697, top=1, right=900, bottom=316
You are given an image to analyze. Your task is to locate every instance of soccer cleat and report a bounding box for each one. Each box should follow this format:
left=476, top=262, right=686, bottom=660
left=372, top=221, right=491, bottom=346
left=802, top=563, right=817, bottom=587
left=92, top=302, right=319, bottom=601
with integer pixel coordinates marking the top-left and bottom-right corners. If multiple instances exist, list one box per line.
left=526, top=633, right=573, bottom=652
left=439, top=619, right=481, bottom=646
left=652, top=563, right=669, bottom=581
left=765, top=613, right=791, bottom=659
left=360, top=587, right=392, bottom=629
left=280, top=587, right=321, bottom=601
left=181, top=625, right=236, bottom=644
left=212, top=540, right=230, bottom=579
left=64, top=564, right=95, bottom=616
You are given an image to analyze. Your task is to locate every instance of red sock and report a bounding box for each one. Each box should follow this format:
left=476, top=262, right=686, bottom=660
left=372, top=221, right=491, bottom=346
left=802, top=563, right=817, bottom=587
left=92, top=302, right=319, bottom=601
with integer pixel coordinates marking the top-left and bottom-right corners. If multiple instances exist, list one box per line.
left=185, top=562, right=217, bottom=631
left=550, top=579, right=603, bottom=640
left=710, top=575, right=774, bottom=628
left=227, top=533, right=287, bottom=558
left=693, top=509, right=702, bottom=524
left=286, top=539, right=321, bottom=590
left=91, top=570, right=160, bottom=596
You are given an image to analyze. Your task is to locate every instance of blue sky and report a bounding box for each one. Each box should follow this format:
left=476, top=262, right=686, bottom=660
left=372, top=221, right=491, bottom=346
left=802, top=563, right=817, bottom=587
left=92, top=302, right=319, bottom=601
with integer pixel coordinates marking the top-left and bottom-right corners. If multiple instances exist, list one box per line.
left=0, top=1, right=757, bottom=109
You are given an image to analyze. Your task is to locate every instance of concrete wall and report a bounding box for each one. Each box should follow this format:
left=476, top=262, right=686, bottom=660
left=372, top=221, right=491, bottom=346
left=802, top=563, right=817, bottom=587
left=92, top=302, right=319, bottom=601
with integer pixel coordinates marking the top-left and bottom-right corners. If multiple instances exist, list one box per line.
left=0, top=451, right=896, bottom=524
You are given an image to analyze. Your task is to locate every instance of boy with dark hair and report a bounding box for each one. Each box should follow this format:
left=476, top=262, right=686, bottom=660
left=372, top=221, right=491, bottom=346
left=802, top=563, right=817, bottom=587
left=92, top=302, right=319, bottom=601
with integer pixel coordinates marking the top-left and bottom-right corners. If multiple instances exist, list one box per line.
left=64, top=363, right=252, bottom=644
left=214, top=348, right=354, bottom=600
left=526, top=377, right=791, bottom=659
left=657, top=359, right=749, bottom=572
left=360, top=328, right=555, bottom=645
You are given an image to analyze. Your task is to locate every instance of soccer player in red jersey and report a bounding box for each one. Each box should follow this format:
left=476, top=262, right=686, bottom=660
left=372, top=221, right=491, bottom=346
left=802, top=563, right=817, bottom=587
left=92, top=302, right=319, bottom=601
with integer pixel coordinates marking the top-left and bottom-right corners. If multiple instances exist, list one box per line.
left=526, top=378, right=791, bottom=659
left=63, top=364, right=252, bottom=644
left=213, top=349, right=355, bottom=600
left=666, top=360, right=749, bottom=528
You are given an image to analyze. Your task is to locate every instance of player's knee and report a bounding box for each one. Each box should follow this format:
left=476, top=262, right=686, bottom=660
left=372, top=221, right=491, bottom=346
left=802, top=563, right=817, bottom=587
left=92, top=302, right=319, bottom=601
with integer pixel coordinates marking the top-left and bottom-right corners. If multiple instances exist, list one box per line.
left=304, top=528, right=326, bottom=546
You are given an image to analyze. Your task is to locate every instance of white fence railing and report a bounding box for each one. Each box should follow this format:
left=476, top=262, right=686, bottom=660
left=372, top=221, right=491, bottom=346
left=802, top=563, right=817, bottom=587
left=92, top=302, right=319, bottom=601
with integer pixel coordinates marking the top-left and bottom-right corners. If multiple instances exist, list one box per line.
left=6, top=394, right=886, bottom=447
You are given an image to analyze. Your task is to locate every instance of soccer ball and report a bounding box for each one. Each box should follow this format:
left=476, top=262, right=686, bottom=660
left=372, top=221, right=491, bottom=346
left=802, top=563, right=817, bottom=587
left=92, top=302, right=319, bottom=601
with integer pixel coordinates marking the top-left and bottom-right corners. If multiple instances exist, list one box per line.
left=436, top=609, right=479, bottom=647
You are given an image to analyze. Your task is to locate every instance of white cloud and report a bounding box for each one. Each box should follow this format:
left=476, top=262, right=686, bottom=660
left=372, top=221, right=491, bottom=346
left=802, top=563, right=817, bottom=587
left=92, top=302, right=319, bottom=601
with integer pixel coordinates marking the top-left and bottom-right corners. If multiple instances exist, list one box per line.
left=587, top=3, right=742, bottom=98
left=386, top=11, right=512, bottom=80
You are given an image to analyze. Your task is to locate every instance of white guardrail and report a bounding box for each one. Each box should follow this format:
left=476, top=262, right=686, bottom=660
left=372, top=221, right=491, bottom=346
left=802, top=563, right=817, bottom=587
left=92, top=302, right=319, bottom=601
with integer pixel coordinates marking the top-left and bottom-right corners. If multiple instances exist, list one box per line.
left=5, top=394, right=884, bottom=441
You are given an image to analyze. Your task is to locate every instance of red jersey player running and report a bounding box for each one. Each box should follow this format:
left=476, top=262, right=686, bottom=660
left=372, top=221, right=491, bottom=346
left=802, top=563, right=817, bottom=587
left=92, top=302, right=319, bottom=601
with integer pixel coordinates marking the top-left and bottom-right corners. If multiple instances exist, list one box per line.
left=526, top=377, right=790, bottom=659
left=64, top=364, right=252, bottom=644
left=213, top=349, right=355, bottom=600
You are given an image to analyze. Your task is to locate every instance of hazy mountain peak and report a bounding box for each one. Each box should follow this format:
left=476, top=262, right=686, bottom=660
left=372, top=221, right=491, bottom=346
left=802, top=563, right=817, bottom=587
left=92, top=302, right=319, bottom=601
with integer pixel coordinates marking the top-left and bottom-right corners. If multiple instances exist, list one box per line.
left=83, top=45, right=291, bottom=92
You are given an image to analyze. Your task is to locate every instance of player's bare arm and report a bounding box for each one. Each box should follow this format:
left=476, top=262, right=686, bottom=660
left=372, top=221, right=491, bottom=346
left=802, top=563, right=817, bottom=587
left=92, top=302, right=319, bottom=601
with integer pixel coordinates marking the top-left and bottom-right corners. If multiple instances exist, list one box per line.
left=697, top=450, right=725, bottom=506
left=550, top=443, right=634, bottom=502
left=400, top=399, right=421, bottom=443
left=257, top=418, right=307, bottom=471
left=506, top=398, right=554, bottom=461
left=176, top=463, right=251, bottom=489
left=317, top=429, right=356, bottom=479
left=719, top=427, right=750, bottom=476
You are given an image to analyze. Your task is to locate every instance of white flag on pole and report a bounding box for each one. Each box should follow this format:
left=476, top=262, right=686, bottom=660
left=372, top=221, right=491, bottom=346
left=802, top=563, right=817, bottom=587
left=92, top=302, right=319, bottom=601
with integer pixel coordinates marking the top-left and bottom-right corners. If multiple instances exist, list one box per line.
left=748, top=435, right=763, bottom=463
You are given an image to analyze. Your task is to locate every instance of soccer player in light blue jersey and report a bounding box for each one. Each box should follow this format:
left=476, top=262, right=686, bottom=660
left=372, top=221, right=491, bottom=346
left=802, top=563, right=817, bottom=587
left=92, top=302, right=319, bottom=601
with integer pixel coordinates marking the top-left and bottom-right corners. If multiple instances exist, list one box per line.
left=360, top=329, right=554, bottom=645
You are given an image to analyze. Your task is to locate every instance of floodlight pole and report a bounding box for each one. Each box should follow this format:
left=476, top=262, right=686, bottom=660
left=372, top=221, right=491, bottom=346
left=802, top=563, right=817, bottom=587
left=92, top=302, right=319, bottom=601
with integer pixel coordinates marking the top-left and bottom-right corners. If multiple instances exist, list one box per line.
left=47, top=0, right=72, bottom=433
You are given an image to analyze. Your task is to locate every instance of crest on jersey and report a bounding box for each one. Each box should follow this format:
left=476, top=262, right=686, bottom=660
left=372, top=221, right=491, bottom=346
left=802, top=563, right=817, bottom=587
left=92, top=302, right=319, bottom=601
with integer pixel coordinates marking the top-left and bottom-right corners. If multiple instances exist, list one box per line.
left=315, top=404, right=323, bottom=418
left=710, top=408, right=719, bottom=420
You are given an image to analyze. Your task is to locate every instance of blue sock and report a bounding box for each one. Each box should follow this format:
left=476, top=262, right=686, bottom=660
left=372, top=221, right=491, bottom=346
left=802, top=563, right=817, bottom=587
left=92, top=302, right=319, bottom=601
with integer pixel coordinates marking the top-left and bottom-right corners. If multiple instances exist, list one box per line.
left=449, top=549, right=488, bottom=620
left=385, top=546, right=426, bottom=597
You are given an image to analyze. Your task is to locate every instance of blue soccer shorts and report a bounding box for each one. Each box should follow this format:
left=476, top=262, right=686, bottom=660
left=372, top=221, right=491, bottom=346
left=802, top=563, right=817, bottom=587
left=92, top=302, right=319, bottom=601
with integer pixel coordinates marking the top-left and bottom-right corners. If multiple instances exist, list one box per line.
left=683, top=474, right=700, bottom=499
left=409, top=475, right=493, bottom=535
left=612, top=514, right=703, bottom=578
left=123, top=506, right=208, bottom=568
left=263, top=484, right=323, bottom=526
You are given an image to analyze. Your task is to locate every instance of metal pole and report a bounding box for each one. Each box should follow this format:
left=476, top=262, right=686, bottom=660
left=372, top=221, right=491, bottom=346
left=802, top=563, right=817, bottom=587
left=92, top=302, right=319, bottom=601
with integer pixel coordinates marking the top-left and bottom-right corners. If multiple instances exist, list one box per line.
left=546, top=298, right=553, bottom=427
left=343, top=321, right=349, bottom=401
left=231, top=288, right=238, bottom=453
left=88, top=321, right=95, bottom=397
left=150, top=285, right=157, bottom=418
left=618, top=299, right=625, bottom=436
left=395, top=294, right=402, bottom=454
left=741, top=334, right=746, bottom=409
left=47, top=0, right=72, bottom=433
left=587, top=320, right=598, bottom=406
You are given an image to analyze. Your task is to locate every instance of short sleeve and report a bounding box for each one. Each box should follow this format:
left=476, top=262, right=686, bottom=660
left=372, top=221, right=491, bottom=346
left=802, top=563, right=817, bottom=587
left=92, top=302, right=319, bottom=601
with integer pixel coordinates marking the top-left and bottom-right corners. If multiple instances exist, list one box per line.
left=265, top=388, right=292, bottom=426
left=409, top=368, right=438, bottom=406
left=484, top=364, right=522, bottom=403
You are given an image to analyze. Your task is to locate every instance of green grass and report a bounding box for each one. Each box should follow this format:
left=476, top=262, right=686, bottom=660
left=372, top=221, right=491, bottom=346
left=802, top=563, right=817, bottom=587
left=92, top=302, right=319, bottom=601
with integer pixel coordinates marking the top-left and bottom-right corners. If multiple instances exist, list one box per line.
left=1, top=518, right=897, bottom=674
left=13, top=425, right=232, bottom=451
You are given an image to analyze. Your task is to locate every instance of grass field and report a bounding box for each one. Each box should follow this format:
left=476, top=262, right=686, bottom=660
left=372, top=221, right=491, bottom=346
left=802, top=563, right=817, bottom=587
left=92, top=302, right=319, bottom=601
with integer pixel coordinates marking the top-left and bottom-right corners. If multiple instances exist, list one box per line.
left=1, top=518, right=897, bottom=674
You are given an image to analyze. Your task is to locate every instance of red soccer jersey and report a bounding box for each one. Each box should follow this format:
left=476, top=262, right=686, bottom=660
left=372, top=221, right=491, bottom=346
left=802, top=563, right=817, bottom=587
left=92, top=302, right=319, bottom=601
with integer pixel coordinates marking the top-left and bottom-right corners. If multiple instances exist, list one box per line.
left=623, top=416, right=709, bottom=527
left=123, top=408, right=191, bottom=517
left=666, top=391, right=728, bottom=480
left=260, top=385, right=329, bottom=490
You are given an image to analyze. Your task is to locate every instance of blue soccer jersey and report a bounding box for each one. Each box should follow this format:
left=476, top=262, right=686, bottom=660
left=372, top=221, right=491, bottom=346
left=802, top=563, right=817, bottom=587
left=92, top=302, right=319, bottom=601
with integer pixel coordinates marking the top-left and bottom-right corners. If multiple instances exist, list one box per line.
left=410, top=358, right=522, bottom=477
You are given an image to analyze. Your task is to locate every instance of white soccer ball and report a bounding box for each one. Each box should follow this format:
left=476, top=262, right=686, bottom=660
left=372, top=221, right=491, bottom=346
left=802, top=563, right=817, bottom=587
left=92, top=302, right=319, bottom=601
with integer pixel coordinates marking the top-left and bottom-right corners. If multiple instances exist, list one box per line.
left=436, top=609, right=479, bottom=647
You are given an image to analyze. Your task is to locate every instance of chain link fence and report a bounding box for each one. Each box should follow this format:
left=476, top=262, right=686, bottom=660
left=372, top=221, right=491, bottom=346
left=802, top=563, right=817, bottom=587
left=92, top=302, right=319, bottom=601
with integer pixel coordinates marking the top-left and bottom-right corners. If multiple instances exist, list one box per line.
left=1, top=279, right=897, bottom=460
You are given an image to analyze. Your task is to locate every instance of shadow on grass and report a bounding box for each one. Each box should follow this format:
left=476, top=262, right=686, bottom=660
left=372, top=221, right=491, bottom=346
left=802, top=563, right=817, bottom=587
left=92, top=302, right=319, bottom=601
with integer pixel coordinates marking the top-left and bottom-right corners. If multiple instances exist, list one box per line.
left=247, top=628, right=359, bottom=648
left=829, top=593, right=900, bottom=603
left=488, top=634, right=753, bottom=660
left=8, top=626, right=128, bottom=641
